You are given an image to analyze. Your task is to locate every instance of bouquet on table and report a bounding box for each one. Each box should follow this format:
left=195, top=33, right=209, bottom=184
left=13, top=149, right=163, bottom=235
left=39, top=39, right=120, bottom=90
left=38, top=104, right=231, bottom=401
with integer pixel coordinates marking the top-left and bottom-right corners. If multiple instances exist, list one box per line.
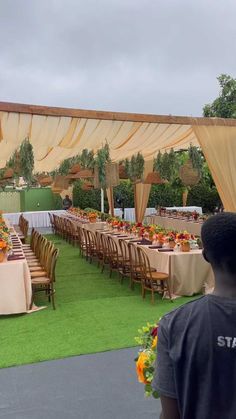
left=135, top=322, right=160, bottom=398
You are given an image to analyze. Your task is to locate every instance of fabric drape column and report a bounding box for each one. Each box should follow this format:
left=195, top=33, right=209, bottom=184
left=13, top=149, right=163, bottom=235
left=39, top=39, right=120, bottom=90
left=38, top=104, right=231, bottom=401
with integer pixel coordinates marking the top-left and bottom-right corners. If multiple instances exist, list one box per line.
left=106, top=187, right=114, bottom=216
left=134, top=160, right=153, bottom=223
left=193, top=125, right=236, bottom=212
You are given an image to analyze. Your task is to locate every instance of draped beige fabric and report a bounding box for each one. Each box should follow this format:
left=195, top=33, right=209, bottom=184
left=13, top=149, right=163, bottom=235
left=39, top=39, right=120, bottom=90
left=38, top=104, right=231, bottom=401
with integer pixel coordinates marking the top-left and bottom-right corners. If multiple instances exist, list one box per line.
left=193, top=125, right=236, bottom=211
left=134, top=160, right=153, bottom=223
left=1, top=102, right=236, bottom=218
left=0, top=111, right=198, bottom=171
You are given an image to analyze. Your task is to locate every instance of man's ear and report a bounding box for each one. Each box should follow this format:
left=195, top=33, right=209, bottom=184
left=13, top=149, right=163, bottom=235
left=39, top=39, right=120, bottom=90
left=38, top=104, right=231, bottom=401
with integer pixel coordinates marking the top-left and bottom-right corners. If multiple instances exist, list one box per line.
left=202, top=249, right=209, bottom=263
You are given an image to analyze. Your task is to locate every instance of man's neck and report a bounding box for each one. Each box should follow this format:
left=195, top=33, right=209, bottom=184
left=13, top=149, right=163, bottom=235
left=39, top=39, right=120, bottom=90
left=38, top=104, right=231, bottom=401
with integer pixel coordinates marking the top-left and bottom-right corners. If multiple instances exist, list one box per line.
left=213, top=271, right=236, bottom=298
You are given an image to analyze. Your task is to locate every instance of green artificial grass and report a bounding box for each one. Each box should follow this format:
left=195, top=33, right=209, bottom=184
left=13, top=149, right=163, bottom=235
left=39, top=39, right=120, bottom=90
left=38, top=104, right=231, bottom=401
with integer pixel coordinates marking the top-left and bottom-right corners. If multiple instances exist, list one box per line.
left=0, top=236, right=198, bottom=368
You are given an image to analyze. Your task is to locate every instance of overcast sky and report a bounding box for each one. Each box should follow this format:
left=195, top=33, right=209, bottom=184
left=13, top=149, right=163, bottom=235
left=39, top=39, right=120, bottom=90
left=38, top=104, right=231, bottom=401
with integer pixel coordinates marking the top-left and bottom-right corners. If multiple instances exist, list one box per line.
left=0, top=0, right=235, bottom=116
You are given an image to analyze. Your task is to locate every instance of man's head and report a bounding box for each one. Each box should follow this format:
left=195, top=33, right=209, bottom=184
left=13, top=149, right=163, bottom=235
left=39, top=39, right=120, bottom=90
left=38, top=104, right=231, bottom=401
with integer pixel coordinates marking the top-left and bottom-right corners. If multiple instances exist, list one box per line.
left=201, top=212, right=236, bottom=275
left=65, top=194, right=70, bottom=200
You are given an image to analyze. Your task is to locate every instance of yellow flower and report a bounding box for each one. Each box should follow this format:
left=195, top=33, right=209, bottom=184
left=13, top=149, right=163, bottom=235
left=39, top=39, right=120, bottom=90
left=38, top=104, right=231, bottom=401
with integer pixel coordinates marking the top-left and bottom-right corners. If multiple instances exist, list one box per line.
left=151, top=336, right=158, bottom=350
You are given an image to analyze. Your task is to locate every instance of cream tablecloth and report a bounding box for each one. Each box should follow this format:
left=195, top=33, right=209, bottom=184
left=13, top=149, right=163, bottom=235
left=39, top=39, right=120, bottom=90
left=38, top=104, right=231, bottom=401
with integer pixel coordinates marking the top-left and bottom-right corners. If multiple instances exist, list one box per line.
left=145, top=215, right=202, bottom=236
left=141, top=247, right=214, bottom=296
left=0, top=252, right=32, bottom=315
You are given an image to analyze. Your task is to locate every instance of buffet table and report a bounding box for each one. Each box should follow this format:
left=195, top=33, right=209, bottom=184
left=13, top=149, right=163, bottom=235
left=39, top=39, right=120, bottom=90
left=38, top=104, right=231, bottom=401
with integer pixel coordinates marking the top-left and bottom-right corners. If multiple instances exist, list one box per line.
left=4, top=210, right=66, bottom=228
left=145, top=215, right=202, bottom=236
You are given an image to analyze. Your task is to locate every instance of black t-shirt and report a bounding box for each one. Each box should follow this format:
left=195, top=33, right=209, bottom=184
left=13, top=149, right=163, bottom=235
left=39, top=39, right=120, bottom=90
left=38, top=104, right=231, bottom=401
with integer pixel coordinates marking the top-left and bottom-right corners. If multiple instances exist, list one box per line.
left=153, top=295, right=236, bottom=419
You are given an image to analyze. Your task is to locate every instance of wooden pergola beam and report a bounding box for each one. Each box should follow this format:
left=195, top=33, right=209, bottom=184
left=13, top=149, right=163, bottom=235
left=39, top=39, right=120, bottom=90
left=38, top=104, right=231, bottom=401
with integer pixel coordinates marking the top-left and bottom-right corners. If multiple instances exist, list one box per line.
left=0, top=101, right=236, bottom=126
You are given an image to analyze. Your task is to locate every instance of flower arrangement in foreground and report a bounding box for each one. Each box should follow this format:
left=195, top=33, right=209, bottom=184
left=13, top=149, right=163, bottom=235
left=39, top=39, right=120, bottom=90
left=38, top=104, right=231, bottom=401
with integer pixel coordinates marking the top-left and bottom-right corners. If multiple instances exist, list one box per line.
left=0, top=213, right=12, bottom=253
left=135, top=322, right=160, bottom=398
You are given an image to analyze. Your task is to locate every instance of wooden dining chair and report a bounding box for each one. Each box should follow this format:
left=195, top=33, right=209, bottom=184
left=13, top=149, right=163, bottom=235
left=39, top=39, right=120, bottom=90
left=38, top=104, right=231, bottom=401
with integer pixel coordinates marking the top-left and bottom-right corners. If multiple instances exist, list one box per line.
left=106, top=235, right=123, bottom=278
left=100, top=233, right=111, bottom=273
left=31, top=247, right=59, bottom=310
left=137, top=246, right=171, bottom=303
left=118, top=238, right=131, bottom=282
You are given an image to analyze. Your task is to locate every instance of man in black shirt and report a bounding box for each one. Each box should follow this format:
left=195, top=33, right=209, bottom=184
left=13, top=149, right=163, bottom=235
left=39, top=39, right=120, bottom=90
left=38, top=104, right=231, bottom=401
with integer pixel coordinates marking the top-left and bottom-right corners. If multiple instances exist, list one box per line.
left=153, top=212, right=236, bottom=419
left=62, top=194, right=72, bottom=210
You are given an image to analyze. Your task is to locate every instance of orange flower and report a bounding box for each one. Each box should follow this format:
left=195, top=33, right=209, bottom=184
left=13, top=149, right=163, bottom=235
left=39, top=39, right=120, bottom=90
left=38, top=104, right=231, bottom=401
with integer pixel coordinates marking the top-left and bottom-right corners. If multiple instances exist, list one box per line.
left=136, top=352, right=149, bottom=384
left=0, top=240, right=7, bottom=249
left=151, top=336, right=158, bottom=350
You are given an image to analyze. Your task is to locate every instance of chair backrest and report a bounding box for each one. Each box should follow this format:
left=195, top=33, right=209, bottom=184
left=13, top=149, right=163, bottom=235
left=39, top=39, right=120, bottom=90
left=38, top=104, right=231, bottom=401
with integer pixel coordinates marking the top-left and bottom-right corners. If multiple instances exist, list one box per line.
left=100, top=233, right=109, bottom=257
left=118, top=238, right=129, bottom=263
left=107, top=235, right=119, bottom=262
left=86, top=229, right=96, bottom=248
left=128, top=242, right=140, bottom=271
left=47, top=247, right=59, bottom=282
left=136, top=246, right=153, bottom=278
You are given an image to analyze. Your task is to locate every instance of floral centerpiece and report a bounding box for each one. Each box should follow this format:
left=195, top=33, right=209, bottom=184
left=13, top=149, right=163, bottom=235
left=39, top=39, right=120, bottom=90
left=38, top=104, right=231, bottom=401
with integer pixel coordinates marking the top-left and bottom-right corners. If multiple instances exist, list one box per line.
left=164, top=231, right=177, bottom=248
left=176, top=231, right=194, bottom=252
left=135, top=322, right=159, bottom=398
left=88, top=211, right=97, bottom=223
left=0, top=214, right=12, bottom=262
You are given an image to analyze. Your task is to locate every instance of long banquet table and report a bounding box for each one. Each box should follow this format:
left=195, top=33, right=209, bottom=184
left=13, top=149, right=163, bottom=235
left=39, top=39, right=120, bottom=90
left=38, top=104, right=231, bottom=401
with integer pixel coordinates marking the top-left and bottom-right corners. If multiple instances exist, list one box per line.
left=141, top=246, right=213, bottom=296
left=145, top=214, right=203, bottom=236
left=0, top=225, right=32, bottom=315
left=97, top=230, right=213, bottom=297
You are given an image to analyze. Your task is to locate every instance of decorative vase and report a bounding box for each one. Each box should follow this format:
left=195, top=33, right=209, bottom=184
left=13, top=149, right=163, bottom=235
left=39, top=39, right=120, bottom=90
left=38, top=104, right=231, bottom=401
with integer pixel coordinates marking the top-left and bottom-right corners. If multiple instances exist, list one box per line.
left=0, top=249, right=5, bottom=262
left=181, top=242, right=190, bottom=252
left=169, top=241, right=176, bottom=249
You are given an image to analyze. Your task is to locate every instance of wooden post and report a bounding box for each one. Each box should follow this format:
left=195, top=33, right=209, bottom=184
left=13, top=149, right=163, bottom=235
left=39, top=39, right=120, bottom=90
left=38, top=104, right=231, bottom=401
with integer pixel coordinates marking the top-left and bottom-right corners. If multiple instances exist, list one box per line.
left=110, top=187, right=114, bottom=217
left=101, top=188, right=104, bottom=213
left=134, top=183, right=138, bottom=223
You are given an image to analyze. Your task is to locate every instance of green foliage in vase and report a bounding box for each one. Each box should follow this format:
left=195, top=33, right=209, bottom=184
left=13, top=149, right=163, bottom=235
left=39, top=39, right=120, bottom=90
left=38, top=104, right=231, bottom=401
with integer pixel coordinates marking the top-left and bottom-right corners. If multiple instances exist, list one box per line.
left=125, top=152, right=144, bottom=182
left=154, top=148, right=181, bottom=182
left=19, top=138, right=34, bottom=183
left=203, top=74, right=236, bottom=118
left=58, top=157, right=74, bottom=175
left=78, top=149, right=95, bottom=169
left=94, top=143, right=111, bottom=188
left=188, top=144, right=203, bottom=172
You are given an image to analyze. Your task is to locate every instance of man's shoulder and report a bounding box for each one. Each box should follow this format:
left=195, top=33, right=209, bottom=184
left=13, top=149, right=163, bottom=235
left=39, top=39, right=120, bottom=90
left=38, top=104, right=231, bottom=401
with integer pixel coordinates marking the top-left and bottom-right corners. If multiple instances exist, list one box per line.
left=160, top=296, right=208, bottom=329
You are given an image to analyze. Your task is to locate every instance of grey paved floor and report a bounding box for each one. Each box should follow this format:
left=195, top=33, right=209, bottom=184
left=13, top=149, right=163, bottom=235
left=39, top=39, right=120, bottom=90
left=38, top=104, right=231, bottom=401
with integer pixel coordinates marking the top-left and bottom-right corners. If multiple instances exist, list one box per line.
left=0, top=348, right=161, bottom=419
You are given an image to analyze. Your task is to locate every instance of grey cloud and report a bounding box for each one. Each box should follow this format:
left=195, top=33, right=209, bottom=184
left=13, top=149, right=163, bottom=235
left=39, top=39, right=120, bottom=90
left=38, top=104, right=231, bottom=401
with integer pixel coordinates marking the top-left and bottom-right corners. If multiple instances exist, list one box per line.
left=0, top=0, right=235, bottom=116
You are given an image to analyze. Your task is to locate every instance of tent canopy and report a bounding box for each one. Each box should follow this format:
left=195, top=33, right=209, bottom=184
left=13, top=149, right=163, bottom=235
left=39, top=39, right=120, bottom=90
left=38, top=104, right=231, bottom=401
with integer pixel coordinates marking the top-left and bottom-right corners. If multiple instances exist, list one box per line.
left=1, top=101, right=236, bottom=172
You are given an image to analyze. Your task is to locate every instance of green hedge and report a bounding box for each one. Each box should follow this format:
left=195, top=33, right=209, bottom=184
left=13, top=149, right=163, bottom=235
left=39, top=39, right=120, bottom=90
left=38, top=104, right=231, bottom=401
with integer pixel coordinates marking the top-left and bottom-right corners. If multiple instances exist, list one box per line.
left=148, top=184, right=183, bottom=208
left=72, top=180, right=220, bottom=214
left=73, top=181, right=109, bottom=212
left=187, top=183, right=220, bottom=213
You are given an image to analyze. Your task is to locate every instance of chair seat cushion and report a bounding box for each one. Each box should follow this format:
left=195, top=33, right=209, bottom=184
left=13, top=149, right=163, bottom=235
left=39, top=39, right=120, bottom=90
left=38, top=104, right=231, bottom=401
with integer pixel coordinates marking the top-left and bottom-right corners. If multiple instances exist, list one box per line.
left=31, top=271, right=47, bottom=278
left=147, top=272, right=169, bottom=280
left=32, top=276, right=50, bottom=285
left=29, top=266, right=43, bottom=271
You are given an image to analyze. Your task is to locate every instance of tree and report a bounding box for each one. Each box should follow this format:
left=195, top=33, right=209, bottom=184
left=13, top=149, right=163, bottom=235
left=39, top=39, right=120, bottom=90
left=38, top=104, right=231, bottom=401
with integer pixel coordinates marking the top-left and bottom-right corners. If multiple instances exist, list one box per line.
left=19, top=138, right=34, bottom=183
left=203, top=74, right=236, bottom=118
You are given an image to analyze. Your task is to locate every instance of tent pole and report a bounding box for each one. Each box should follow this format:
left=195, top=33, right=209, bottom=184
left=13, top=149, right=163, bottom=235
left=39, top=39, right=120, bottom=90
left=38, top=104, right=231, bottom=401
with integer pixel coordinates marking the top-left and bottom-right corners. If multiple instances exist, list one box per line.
left=101, top=188, right=104, bottom=213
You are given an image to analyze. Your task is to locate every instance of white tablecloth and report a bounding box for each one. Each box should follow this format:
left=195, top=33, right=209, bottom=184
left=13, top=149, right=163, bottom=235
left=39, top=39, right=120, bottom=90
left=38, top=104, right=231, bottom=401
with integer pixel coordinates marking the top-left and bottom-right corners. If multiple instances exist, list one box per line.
left=165, top=206, right=202, bottom=214
left=4, top=210, right=67, bottom=228
left=124, top=208, right=156, bottom=222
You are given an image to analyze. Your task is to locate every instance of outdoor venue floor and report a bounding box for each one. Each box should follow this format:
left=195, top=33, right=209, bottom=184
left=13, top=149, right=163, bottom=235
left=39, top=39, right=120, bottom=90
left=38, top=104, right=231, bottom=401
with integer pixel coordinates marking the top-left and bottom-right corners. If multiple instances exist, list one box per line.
left=0, top=234, right=198, bottom=369
left=0, top=347, right=161, bottom=419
